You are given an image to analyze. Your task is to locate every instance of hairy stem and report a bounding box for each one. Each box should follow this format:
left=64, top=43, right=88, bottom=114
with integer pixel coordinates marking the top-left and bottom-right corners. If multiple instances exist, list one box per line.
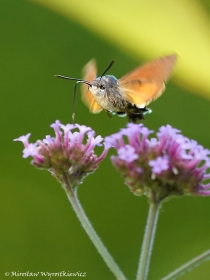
left=62, top=174, right=127, bottom=280
left=161, top=249, right=210, bottom=280
left=136, top=202, right=161, bottom=280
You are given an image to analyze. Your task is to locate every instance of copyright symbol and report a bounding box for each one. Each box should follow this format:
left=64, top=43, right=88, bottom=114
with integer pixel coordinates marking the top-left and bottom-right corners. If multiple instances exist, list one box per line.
left=5, top=272, right=10, bottom=276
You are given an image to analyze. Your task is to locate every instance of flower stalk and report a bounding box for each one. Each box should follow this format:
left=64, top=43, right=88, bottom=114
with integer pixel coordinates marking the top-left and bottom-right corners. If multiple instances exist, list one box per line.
left=62, top=174, right=127, bottom=280
left=136, top=201, right=161, bottom=280
left=162, top=249, right=210, bottom=280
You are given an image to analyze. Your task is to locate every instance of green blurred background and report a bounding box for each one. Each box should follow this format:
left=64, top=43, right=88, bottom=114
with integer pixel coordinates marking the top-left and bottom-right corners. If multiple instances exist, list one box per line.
left=1, top=0, right=210, bottom=279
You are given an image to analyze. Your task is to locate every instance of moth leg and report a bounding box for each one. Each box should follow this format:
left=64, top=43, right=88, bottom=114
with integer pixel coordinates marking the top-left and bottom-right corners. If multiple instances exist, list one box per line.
left=104, top=109, right=112, bottom=119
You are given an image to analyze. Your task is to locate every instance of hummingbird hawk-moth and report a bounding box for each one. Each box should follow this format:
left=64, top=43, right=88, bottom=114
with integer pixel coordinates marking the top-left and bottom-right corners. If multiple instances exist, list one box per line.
left=56, top=54, right=177, bottom=123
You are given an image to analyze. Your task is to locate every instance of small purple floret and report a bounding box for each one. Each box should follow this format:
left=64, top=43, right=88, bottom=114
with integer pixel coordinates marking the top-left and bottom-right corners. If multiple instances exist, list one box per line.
left=118, top=145, right=138, bottom=162
left=14, top=133, right=31, bottom=147
left=149, top=156, right=169, bottom=174
left=22, top=143, right=38, bottom=158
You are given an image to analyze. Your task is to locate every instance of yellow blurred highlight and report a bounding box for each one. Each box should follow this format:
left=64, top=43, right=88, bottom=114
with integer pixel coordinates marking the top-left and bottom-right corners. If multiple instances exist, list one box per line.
left=30, top=0, right=210, bottom=98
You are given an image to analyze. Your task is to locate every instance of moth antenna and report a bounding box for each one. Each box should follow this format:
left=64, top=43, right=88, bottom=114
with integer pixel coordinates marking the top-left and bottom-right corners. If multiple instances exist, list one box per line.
left=55, top=75, right=89, bottom=83
left=55, top=75, right=91, bottom=123
left=100, top=60, right=115, bottom=81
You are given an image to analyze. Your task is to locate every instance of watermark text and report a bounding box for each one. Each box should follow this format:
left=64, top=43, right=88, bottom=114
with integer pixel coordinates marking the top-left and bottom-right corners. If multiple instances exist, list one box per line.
left=4, top=271, right=86, bottom=279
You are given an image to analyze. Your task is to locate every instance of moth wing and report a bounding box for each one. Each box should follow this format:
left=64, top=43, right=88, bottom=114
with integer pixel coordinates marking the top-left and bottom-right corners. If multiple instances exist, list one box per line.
left=82, top=59, right=103, bottom=113
left=119, top=54, right=176, bottom=107
left=119, top=80, right=165, bottom=107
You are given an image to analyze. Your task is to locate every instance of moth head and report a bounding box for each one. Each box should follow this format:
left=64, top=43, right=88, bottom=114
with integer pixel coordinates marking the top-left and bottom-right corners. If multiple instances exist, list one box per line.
left=89, top=75, right=118, bottom=96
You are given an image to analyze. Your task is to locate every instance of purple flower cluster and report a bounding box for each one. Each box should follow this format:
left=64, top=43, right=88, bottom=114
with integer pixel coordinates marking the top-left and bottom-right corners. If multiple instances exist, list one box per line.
left=14, top=121, right=109, bottom=187
left=105, top=124, right=210, bottom=202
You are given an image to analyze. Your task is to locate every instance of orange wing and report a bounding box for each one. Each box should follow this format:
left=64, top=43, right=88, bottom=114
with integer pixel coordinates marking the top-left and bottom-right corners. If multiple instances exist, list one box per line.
left=82, top=59, right=103, bottom=113
left=119, top=54, right=177, bottom=107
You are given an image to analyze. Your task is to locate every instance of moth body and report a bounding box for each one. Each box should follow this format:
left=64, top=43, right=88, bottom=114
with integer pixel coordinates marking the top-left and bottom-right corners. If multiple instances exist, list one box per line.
left=82, top=55, right=177, bottom=122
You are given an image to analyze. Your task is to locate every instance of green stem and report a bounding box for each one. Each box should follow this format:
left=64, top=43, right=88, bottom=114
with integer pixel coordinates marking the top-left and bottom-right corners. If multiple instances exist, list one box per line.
left=62, top=174, right=127, bottom=280
left=161, top=249, right=210, bottom=280
left=136, top=201, right=161, bottom=280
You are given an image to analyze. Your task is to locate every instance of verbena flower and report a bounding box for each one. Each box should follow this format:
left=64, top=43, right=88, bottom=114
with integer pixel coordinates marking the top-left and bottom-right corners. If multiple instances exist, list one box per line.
left=105, top=124, right=210, bottom=203
left=14, top=121, right=109, bottom=187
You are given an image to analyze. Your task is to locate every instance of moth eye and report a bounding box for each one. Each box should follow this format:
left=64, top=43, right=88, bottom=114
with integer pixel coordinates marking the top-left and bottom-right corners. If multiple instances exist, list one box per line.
left=99, top=84, right=105, bottom=90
